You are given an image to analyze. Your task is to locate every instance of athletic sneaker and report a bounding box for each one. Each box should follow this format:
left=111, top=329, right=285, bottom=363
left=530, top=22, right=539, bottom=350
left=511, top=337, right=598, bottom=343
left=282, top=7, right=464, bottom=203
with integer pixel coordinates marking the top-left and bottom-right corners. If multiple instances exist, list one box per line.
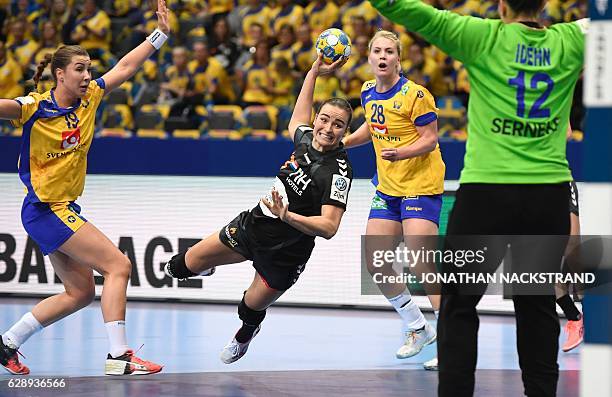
left=396, top=322, right=437, bottom=359
left=105, top=349, right=163, bottom=375
left=220, top=325, right=261, bottom=364
left=0, top=339, right=29, bottom=375
left=562, top=317, right=584, bottom=352
left=423, top=357, right=438, bottom=371
left=163, top=261, right=215, bottom=280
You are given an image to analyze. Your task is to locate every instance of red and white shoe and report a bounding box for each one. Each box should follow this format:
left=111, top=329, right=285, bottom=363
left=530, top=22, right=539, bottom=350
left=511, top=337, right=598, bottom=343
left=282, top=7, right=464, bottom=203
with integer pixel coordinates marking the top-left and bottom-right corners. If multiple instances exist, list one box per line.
left=562, top=317, right=584, bottom=352
left=105, top=348, right=163, bottom=375
left=0, top=338, right=29, bottom=375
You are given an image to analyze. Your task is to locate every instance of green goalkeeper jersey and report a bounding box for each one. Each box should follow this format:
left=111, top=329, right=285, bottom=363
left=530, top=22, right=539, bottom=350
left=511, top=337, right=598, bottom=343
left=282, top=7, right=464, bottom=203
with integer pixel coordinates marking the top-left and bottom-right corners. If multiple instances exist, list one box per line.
left=370, top=0, right=587, bottom=183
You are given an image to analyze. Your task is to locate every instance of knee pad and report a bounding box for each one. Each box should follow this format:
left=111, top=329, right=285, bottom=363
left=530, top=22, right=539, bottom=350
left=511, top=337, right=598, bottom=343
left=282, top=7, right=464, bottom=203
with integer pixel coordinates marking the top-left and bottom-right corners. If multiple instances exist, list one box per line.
left=166, top=252, right=197, bottom=279
left=238, top=297, right=266, bottom=326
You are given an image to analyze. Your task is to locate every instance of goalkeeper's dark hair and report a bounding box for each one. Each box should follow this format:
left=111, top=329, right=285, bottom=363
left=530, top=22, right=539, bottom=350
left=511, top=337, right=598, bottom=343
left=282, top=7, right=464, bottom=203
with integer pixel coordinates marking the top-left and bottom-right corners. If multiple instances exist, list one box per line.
left=505, top=0, right=546, bottom=16
left=317, top=98, right=353, bottom=132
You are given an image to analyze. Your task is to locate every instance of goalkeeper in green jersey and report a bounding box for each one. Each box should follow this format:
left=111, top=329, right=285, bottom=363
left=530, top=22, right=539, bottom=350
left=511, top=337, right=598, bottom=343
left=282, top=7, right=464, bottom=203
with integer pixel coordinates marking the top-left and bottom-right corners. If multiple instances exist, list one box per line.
left=368, top=0, right=587, bottom=396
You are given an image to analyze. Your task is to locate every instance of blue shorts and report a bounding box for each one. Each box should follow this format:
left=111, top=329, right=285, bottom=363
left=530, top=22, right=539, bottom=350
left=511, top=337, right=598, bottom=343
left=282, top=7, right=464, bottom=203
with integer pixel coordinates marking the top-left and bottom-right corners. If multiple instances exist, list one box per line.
left=368, top=191, right=443, bottom=225
left=21, top=200, right=87, bottom=255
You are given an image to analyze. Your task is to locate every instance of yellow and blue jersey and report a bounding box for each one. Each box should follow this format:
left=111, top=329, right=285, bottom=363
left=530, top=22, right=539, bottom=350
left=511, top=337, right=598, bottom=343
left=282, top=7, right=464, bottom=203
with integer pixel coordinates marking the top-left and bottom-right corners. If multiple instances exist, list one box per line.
left=361, top=76, right=445, bottom=196
left=313, top=75, right=341, bottom=104
left=74, top=10, right=111, bottom=51
left=305, top=2, right=340, bottom=38
left=270, top=4, right=305, bottom=36
left=271, top=43, right=295, bottom=69
left=241, top=4, right=273, bottom=47
left=241, top=61, right=273, bottom=104
left=207, top=0, right=234, bottom=15
left=31, top=44, right=61, bottom=68
left=164, top=65, right=193, bottom=98
left=12, top=78, right=106, bottom=203
left=343, top=56, right=372, bottom=100
left=448, top=0, right=482, bottom=16
left=0, top=54, right=24, bottom=99
left=292, top=42, right=317, bottom=74
left=340, top=0, right=380, bottom=39
left=270, top=69, right=295, bottom=108
left=188, top=58, right=236, bottom=103
left=8, top=39, right=39, bottom=69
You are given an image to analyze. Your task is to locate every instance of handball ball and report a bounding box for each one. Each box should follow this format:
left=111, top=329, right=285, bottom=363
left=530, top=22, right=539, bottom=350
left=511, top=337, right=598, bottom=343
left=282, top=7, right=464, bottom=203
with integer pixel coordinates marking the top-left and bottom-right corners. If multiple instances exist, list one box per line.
left=315, top=28, right=351, bottom=64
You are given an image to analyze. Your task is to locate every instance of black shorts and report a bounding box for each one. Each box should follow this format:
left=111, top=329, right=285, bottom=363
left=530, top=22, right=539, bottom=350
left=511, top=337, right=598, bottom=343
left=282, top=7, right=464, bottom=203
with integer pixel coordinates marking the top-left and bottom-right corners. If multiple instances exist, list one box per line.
left=569, top=181, right=579, bottom=216
left=218, top=211, right=313, bottom=291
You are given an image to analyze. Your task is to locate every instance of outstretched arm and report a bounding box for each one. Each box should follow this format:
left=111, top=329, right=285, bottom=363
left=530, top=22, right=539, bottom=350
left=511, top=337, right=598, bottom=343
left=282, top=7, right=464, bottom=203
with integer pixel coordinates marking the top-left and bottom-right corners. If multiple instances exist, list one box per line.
left=288, top=54, right=346, bottom=141
left=369, top=0, right=497, bottom=64
left=101, top=0, right=170, bottom=93
left=0, top=100, right=22, bottom=120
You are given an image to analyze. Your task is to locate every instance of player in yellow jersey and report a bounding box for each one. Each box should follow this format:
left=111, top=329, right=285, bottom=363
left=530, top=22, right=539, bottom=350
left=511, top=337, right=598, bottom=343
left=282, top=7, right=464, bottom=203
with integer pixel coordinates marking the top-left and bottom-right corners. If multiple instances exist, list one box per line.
left=0, top=0, right=171, bottom=377
left=0, top=42, right=24, bottom=99
left=343, top=30, right=445, bottom=370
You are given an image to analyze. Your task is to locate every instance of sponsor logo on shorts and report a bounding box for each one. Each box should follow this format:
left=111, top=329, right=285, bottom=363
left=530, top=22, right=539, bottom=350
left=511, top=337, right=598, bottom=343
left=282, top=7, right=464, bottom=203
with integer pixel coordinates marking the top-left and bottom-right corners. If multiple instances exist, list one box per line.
left=67, top=215, right=76, bottom=223
left=225, top=226, right=239, bottom=248
left=405, top=206, right=423, bottom=212
left=371, top=195, right=388, bottom=210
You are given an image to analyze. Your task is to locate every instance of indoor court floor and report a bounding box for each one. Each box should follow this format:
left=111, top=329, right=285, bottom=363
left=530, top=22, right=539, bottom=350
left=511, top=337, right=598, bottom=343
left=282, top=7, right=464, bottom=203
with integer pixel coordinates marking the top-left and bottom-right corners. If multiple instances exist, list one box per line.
left=0, top=298, right=580, bottom=397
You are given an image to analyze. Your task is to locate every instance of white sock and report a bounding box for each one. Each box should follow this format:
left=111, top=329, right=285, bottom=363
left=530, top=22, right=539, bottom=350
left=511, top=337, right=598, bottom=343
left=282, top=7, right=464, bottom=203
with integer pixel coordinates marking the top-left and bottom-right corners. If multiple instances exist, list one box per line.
left=388, top=293, right=427, bottom=330
left=3, top=312, right=43, bottom=348
left=105, top=320, right=129, bottom=358
left=434, top=310, right=439, bottom=320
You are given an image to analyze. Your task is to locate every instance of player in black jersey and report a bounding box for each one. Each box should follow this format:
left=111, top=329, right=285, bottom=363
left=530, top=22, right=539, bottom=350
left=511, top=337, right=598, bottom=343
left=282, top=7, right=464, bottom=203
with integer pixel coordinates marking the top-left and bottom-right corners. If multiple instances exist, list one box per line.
left=164, top=54, right=353, bottom=364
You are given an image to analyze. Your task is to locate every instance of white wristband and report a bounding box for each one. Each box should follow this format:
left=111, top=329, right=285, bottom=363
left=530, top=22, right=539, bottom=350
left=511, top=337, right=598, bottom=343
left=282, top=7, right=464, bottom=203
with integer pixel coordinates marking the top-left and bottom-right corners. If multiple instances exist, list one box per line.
left=146, top=28, right=168, bottom=50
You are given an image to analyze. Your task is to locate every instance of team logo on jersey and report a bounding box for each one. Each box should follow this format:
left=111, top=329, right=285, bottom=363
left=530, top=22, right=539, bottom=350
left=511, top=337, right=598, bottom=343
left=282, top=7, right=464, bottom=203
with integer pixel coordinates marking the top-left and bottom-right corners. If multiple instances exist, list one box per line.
left=370, top=123, right=388, bottom=135
left=61, top=128, right=81, bottom=150
left=82, top=99, right=90, bottom=109
left=393, top=100, right=402, bottom=110
left=330, top=174, right=350, bottom=204
left=229, top=227, right=237, bottom=235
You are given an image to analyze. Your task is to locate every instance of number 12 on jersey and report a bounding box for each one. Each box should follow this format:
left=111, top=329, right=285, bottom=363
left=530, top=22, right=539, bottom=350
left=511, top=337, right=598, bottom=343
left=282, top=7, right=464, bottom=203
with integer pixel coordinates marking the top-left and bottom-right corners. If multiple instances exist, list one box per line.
left=508, top=71, right=555, bottom=119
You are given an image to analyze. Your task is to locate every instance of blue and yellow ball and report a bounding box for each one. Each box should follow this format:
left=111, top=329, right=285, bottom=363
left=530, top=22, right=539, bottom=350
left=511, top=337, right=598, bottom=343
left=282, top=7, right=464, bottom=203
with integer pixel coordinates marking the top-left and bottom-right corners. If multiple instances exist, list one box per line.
left=315, top=28, right=352, bottom=64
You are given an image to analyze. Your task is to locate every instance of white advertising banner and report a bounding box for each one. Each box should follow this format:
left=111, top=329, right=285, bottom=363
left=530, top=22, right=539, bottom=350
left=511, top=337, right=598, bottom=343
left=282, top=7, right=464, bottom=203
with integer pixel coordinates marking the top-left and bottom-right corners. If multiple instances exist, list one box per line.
left=2, top=174, right=596, bottom=313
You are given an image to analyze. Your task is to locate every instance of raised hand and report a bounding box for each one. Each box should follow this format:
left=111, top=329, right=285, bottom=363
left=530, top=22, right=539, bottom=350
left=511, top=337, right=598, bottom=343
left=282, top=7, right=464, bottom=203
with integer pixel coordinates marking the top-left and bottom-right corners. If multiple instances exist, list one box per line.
left=311, top=53, right=348, bottom=77
left=261, top=189, right=289, bottom=221
left=156, top=0, right=170, bottom=34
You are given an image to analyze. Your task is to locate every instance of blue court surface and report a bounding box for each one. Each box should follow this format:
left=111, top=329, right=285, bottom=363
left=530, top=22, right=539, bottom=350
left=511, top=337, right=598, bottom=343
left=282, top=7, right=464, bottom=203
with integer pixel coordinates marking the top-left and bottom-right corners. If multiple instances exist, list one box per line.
left=0, top=298, right=580, bottom=397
